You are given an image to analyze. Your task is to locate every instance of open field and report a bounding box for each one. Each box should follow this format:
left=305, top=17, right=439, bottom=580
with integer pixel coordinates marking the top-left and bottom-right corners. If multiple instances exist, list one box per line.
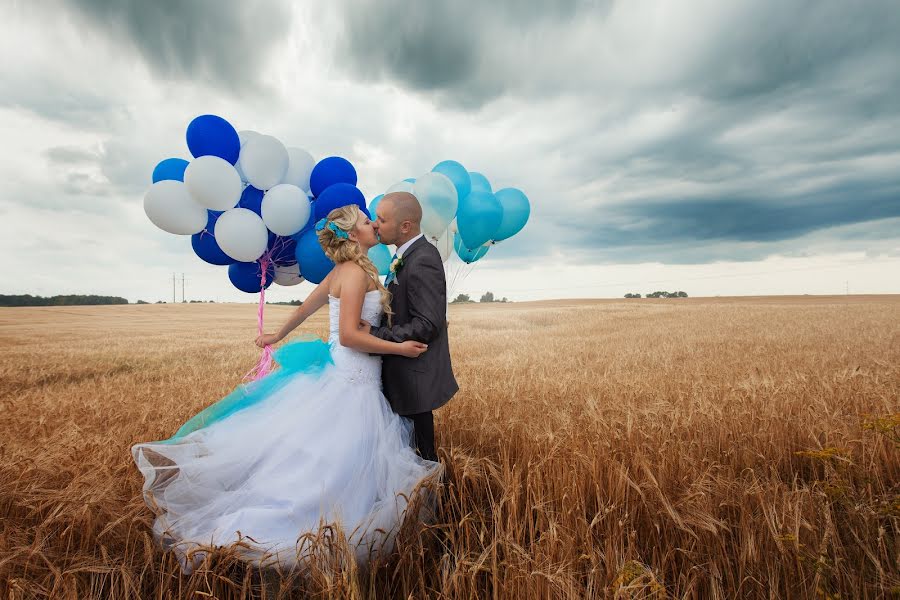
left=1, top=296, right=898, bottom=598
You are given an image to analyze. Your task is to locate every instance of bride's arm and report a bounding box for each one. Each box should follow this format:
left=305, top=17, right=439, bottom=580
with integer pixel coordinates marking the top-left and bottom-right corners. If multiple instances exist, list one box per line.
left=255, top=273, right=333, bottom=347
left=338, top=267, right=427, bottom=357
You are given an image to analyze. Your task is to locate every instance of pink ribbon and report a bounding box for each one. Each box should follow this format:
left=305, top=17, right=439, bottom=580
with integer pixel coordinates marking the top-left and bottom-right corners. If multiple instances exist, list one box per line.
left=243, top=253, right=275, bottom=382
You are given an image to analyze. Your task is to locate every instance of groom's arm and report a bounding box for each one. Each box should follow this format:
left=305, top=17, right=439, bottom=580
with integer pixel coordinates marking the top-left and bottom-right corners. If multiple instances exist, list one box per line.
left=371, top=255, right=446, bottom=344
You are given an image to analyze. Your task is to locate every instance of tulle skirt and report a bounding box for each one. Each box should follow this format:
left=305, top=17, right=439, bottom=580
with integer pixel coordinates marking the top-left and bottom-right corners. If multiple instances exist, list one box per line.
left=131, top=338, right=441, bottom=573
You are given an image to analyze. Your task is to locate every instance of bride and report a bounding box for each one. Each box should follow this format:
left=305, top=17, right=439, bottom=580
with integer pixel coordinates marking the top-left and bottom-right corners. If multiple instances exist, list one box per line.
left=132, top=204, right=442, bottom=573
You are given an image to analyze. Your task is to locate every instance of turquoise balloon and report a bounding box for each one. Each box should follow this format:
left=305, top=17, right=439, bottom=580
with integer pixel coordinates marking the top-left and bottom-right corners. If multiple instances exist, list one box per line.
left=368, top=194, right=384, bottom=218
left=368, top=243, right=392, bottom=276
left=493, top=188, right=530, bottom=241
left=432, top=160, right=471, bottom=202
left=453, top=233, right=489, bottom=264
left=456, top=190, right=503, bottom=249
left=469, top=172, right=492, bottom=194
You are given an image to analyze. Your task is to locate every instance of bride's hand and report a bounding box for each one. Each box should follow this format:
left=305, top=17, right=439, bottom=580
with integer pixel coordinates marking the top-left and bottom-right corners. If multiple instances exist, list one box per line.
left=399, top=340, right=428, bottom=358
left=255, top=333, right=281, bottom=348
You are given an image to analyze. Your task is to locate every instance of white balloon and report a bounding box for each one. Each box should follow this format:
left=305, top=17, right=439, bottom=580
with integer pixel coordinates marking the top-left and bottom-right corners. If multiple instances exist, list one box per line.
left=261, top=184, right=310, bottom=236
left=428, top=226, right=453, bottom=262
left=281, top=147, right=315, bottom=192
left=235, top=130, right=261, bottom=183
left=386, top=180, right=415, bottom=194
left=214, top=208, right=269, bottom=262
left=184, top=155, right=242, bottom=211
left=274, top=262, right=304, bottom=286
left=143, top=180, right=208, bottom=235
left=414, top=172, right=458, bottom=239
left=240, top=135, right=289, bottom=190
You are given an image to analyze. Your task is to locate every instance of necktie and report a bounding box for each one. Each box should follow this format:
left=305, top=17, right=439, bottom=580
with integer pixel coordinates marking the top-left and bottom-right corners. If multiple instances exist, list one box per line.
left=385, top=253, right=399, bottom=286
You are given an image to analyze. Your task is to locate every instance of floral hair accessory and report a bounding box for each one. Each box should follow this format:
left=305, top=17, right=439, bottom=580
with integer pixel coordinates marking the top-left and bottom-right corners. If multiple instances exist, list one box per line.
left=315, top=218, right=350, bottom=240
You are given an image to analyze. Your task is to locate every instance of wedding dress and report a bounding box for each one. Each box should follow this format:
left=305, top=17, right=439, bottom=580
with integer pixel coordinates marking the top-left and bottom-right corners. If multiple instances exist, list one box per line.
left=132, top=290, right=440, bottom=572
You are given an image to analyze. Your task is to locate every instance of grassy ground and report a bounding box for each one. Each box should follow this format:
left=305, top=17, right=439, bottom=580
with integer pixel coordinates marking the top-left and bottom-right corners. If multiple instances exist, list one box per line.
left=1, top=296, right=897, bottom=598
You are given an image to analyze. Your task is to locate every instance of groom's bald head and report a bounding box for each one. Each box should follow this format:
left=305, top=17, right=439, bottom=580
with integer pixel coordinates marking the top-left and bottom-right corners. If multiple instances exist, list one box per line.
left=374, top=192, right=422, bottom=246
left=381, top=192, right=422, bottom=225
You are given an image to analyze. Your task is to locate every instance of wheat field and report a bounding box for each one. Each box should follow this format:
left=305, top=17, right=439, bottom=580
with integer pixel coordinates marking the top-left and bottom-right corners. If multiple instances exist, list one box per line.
left=0, top=296, right=898, bottom=599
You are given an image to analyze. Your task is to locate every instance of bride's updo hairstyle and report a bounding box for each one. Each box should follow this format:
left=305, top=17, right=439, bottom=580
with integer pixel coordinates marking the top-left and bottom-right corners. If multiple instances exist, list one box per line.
left=317, top=204, right=393, bottom=325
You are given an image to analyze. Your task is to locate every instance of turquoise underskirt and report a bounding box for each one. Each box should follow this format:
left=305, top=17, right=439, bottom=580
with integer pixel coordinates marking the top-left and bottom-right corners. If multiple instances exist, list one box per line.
left=162, top=337, right=334, bottom=443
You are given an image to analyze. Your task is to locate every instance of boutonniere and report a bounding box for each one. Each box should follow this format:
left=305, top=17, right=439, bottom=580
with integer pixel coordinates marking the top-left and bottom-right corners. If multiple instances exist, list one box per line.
left=390, top=256, right=405, bottom=275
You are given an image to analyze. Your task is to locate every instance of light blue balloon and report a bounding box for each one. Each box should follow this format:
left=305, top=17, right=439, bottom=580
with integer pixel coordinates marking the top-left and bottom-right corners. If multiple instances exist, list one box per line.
left=368, top=194, right=384, bottom=218
left=432, top=160, right=471, bottom=202
left=453, top=233, right=489, bottom=264
left=368, top=243, right=392, bottom=276
left=456, top=190, right=503, bottom=249
left=493, top=188, right=530, bottom=241
left=469, top=172, right=492, bottom=194
left=403, top=178, right=416, bottom=183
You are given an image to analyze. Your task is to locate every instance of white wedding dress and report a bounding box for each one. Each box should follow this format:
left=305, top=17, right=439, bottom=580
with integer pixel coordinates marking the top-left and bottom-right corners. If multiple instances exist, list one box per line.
left=132, top=290, right=441, bottom=572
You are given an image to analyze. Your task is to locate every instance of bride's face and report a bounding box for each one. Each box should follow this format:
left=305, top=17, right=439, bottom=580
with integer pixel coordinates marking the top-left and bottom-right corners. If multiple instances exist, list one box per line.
left=351, top=213, right=379, bottom=249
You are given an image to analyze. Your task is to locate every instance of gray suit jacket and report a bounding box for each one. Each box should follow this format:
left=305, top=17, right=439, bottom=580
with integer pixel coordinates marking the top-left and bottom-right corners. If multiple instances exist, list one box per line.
left=370, top=236, right=458, bottom=415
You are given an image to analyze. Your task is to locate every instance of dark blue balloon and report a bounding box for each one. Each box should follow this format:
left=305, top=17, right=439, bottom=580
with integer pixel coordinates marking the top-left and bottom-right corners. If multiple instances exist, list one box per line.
left=228, top=261, right=275, bottom=293
left=268, top=235, right=298, bottom=266
left=314, top=183, right=367, bottom=220
left=152, top=158, right=189, bottom=183
left=186, top=114, right=241, bottom=165
left=309, top=156, right=357, bottom=197
left=191, top=211, right=235, bottom=266
left=237, top=186, right=264, bottom=215
left=295, top=229, right=334, bottom=284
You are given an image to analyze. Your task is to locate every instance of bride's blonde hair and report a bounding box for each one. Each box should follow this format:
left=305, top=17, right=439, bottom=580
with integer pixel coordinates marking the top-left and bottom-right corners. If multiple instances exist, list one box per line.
left=317, top=204, right=393, bottom=326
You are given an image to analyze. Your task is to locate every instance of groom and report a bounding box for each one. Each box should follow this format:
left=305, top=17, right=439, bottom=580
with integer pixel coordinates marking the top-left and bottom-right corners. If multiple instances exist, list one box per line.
left=365, top=191, right=458, bottom=462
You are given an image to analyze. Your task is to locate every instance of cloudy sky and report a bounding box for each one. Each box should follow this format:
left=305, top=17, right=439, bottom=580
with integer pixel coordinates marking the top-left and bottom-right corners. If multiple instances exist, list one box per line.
left=2, top=0, right=899, bottom=302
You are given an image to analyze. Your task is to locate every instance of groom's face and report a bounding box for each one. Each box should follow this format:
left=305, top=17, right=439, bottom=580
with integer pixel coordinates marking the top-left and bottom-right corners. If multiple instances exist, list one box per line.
left=374, top=201, right=401, bottom=246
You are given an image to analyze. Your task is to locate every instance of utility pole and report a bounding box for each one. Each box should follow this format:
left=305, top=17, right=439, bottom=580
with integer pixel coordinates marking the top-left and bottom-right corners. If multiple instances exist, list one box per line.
left=173, top=273, right=176, bottom=303
left=846, top=281, right=849, bottom=296
left=181, top=273, right=186, bottom=303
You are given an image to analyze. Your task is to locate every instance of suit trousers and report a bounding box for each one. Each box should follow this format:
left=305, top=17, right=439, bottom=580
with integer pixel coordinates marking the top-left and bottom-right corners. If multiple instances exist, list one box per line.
left=405, top=411, right=437, bottom=462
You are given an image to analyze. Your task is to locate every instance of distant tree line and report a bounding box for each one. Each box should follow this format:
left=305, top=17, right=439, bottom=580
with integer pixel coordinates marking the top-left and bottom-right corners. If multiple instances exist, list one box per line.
left=266, top=300, right=303, bottom=306
left=624, top=291, right=688, bottom=298
left=451, top=292, right=509, bottom=303
left=0, top=294, right=129, bottom=307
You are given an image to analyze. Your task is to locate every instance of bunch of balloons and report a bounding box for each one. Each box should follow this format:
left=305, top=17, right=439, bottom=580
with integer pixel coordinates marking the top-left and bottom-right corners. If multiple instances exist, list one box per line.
left=368, top=160, right=530, bottom=274
left=144, top=114, right=373, bottom=294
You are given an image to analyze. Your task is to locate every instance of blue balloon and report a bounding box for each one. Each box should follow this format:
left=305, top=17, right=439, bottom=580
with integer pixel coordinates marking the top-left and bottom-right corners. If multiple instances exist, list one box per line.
left=228, top=261, right=275, bottom=293
left=403, top=178, right=416, bottom=183
left=453, top=234, right=489, bottom=264
left=456, top=190, right=503, bottom=249
left=469, top=172, right=492, bottom=194
left=432, top=160, right=471, bottom=202
left=492, top=188, right=530, bottom=241
left=237, top=185, right=264, bottom=215
left=186, top=115, right=241, bottom=165
left=295, top=228, right=334, bottom=284
left=268, top=235, right=298, bottom=266
left=152, top=158, right=189, bottom=183
left=368, top=243, right=392, bottom=276
left=314, top=182, right=367, bottom=220
left=368, top=194, right=384, bottom=218
left=309, top=156, right=357, bottom=197
left=191, top=211, right=235, bottom=266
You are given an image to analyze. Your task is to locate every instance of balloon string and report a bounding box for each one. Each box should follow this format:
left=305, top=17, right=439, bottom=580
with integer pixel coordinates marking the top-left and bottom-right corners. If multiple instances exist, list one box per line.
left=244, top=252, right=275, bottom=382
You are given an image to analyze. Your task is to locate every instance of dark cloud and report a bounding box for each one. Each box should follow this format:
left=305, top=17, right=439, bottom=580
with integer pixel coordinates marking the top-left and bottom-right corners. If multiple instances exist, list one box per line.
left=335, top=0, right=603, bottom=107
left=62, top=0, right=293, bottom=89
